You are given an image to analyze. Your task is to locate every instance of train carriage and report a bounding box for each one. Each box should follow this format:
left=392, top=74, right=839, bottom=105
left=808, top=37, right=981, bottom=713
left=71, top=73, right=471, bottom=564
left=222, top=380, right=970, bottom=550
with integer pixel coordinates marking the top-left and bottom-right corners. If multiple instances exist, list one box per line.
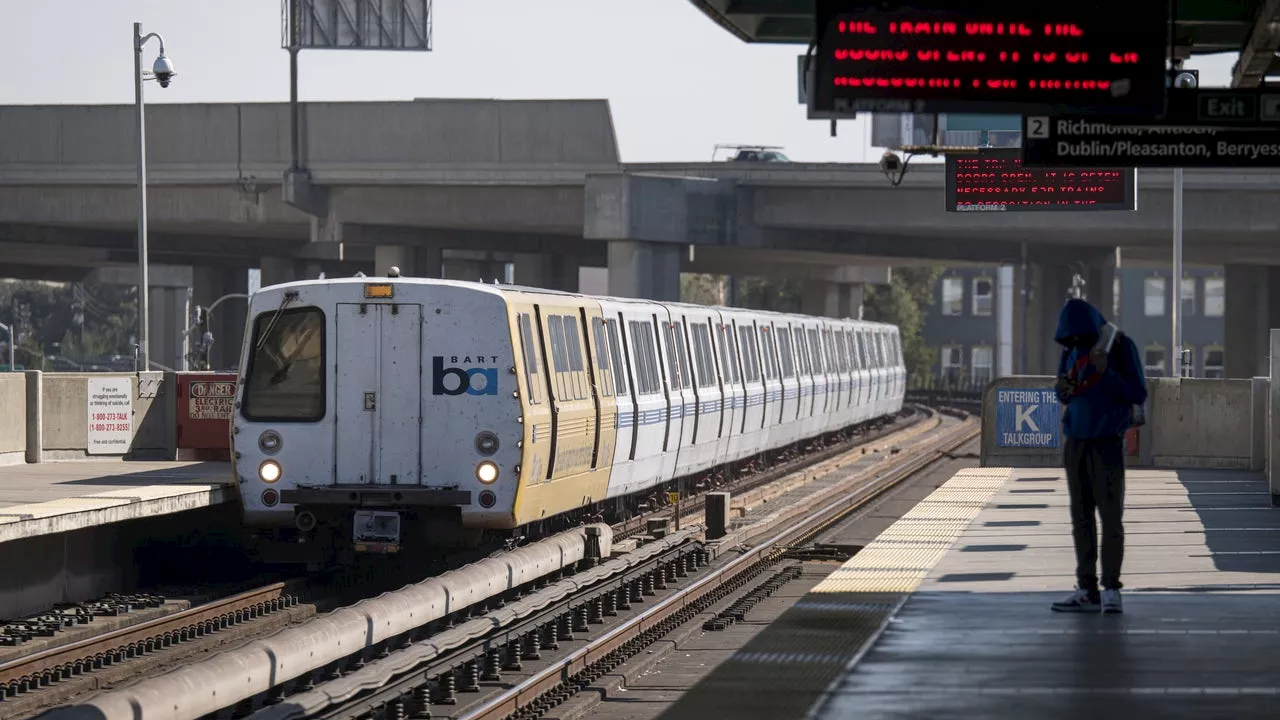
left=232, top=274, right=906, bottom=566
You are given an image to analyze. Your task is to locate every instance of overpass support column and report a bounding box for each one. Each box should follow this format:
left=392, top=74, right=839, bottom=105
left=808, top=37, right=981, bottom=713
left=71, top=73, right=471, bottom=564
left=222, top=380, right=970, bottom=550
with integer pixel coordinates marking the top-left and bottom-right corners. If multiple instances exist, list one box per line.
left=373, top=245, right=442, bottom=279
left=1225, top=265, right=1280, bottom=378
left=192, top=267, right=249, bottom=372
left=259, top=258, right=303, bottom=288
left=607, top=241, right=680, bottom=301
left=514, top=253, right=580, bottom=292
left=801, top=282, right=863, bottom=319
left=87, top=265, right=192, bottom=372
left=442, top=251, right=507, bottom=284
left=1021, top=251, right=1115, bottom=375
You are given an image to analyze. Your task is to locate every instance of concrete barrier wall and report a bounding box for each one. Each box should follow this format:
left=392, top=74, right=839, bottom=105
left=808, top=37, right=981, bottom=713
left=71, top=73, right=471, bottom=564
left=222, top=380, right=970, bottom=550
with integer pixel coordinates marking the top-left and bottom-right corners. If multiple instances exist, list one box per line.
left=0, top=373, right=25, bottom=465
left=33, top=371, right=175, bottom=461
left=982, top=375, right=1265, bottom=471
left=1144, top=378, right=1259, bottom=470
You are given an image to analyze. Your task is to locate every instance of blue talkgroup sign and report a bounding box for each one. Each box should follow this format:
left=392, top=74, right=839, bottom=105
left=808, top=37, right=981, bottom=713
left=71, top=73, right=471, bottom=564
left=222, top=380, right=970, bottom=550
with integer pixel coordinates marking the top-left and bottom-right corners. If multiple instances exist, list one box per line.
left=994, top=388, right=1061, bottom=448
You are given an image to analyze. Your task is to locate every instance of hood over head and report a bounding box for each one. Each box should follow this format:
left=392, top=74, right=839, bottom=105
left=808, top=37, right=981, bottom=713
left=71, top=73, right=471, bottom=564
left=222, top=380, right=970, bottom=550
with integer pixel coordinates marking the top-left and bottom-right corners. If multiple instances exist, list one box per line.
left=1055, top=298, right=1106, bottom=346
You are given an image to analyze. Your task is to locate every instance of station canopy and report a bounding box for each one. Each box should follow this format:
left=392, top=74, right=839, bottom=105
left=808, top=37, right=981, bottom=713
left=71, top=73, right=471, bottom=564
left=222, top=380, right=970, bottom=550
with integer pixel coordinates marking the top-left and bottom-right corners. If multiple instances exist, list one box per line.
left=689, top=0, right=1280, bottom=87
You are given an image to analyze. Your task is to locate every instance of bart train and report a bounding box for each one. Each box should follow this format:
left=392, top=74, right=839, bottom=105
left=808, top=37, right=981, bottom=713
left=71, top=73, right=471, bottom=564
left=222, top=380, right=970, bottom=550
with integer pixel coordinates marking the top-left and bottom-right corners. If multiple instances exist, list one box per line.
left=231, top=275, right=906, bottom=565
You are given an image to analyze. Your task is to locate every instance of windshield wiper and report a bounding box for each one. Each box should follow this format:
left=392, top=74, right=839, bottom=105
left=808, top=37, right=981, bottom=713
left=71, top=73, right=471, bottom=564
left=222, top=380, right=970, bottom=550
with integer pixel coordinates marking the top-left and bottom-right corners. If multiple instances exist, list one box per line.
left=255, top=291, right=299, bottom=352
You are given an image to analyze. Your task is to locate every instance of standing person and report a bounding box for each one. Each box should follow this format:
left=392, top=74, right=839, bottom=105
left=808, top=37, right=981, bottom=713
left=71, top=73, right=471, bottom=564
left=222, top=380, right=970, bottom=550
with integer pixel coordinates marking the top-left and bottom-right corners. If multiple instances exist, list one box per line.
left=1049, top=298, right=1147, bottom=614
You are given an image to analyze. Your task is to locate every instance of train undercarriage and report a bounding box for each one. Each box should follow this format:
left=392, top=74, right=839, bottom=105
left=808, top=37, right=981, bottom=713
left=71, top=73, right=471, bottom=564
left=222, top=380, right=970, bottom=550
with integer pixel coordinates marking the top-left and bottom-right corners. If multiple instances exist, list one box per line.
left=245, top=411, right=905, bottom=571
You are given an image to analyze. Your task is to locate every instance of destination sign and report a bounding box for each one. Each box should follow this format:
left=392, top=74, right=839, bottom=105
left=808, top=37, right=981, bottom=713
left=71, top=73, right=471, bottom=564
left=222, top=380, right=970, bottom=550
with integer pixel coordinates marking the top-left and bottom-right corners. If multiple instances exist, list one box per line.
left=810, top=0, right=1169, bottom=117
left=945, top=148, right=1136, bottom=212
left=1022, top=115, right=1280, bottom=167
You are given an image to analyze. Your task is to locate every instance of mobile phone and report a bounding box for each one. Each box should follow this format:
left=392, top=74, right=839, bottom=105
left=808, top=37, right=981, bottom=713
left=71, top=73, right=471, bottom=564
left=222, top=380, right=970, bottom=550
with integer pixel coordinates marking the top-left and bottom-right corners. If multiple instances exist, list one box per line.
left=1094, top=323, right=1117, bottom=353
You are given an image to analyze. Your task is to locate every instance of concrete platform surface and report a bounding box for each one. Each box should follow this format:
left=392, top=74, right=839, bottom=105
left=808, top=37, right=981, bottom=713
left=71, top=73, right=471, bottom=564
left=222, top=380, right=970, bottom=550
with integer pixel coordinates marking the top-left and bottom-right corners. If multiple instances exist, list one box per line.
left=659, top=466, right=1280, bottom=720
left=0, top=461, right=233, bottom=543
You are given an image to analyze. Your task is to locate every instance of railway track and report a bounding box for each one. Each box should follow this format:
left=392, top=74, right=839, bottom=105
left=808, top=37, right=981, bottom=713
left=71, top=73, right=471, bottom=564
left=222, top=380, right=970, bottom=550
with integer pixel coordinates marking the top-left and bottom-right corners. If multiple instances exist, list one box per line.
left=21, top=400, right=976, bottom=720
left=240, top=410, right=978, bottom=720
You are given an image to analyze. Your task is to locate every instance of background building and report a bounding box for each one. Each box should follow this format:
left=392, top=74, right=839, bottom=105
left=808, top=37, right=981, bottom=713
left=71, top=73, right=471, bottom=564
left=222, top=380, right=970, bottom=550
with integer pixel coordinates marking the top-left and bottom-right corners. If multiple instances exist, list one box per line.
left=922, top=262, right=1225, bottom=383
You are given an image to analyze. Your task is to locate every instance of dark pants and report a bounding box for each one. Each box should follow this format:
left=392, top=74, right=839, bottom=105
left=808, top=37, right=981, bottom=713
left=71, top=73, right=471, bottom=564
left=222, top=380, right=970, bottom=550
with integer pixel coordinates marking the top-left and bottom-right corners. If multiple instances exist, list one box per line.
left=1063, top=436, right=1126, bottom=591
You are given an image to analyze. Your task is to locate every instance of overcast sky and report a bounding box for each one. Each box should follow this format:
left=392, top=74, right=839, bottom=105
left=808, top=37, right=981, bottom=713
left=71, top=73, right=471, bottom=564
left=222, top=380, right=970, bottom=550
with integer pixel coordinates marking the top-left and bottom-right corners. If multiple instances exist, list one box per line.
left=0, top=1, right=1243, bottom=162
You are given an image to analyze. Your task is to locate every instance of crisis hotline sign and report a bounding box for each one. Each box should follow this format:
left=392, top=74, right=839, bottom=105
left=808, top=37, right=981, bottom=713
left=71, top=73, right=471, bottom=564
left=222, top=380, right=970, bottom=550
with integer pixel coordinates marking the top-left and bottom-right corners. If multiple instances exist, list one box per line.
left=944, top=148, right=1136, bottom=212
left=810, top=0, right=1169, bottom=116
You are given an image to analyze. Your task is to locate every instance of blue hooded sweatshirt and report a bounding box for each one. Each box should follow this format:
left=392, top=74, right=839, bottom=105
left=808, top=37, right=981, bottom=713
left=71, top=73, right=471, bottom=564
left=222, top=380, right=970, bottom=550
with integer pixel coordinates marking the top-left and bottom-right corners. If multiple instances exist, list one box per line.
left=1054, top=298, right=1148, bottom=440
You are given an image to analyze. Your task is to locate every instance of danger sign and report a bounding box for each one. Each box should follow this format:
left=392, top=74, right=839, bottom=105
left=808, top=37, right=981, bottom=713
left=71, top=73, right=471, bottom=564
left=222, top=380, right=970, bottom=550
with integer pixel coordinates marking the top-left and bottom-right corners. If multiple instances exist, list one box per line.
left=189, top=381, right=236, bottom=420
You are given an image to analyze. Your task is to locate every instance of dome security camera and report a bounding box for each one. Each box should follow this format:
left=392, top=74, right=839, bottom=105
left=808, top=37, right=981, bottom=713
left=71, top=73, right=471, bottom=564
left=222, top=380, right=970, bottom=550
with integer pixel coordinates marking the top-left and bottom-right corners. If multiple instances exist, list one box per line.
left=153, top=55, right=176, bottom=88
left=1172, top=71, right=1197, bottom=89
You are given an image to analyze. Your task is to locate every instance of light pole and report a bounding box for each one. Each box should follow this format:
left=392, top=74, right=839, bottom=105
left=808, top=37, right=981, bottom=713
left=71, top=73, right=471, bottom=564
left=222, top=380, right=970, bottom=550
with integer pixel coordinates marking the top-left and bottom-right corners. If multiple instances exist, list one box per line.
left=133, top=21, right=176, bottom=372
left=0, top=321, right=13, bottom=371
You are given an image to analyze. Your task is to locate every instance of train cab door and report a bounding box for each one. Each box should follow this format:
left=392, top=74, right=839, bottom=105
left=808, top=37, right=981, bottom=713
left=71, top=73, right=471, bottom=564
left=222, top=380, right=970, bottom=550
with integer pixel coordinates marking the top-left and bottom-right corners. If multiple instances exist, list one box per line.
left=334, top=302, right=423, bottom=487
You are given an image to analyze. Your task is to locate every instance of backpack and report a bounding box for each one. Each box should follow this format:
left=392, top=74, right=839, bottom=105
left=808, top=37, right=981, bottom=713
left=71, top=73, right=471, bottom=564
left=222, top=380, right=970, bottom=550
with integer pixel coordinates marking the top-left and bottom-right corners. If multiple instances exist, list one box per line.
left=1058, top=330, right=1146, bottom=427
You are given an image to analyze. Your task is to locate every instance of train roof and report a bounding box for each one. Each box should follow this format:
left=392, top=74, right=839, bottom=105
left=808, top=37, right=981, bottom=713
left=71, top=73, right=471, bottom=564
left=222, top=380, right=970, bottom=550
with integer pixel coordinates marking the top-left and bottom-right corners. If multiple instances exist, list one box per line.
left=254, top=275, right=898, bottom=328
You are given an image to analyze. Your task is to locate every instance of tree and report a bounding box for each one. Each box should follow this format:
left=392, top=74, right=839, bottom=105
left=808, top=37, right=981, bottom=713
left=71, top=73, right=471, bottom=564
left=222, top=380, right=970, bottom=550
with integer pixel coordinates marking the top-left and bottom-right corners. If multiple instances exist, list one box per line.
left=862, top=266, right=943, bottom=382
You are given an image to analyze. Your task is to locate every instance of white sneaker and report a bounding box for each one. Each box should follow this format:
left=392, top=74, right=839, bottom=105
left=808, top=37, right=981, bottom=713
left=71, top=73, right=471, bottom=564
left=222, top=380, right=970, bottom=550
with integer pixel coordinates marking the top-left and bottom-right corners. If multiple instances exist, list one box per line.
left=1050, top=587, right=1100, bottom=613
left=1101, top=588, right=1123, bottom=614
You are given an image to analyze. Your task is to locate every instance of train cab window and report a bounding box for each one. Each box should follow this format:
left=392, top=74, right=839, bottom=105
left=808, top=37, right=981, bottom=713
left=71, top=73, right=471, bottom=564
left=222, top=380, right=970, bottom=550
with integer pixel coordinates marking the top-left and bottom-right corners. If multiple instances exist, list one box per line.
left=591, top=317, right=614, bottom=398
left=605, top=318, right=628, bottom=397
left=517, top=313, right=542, bottom=405
left=777, top=329, right=796, bottom=379
left=759, top=327, right=778, bottom=380
left=241, top=306, right=325, bottom=422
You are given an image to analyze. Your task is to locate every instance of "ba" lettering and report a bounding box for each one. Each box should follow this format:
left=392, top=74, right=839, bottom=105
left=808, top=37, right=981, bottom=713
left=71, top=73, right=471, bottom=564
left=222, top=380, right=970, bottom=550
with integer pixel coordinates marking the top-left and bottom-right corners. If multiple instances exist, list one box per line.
left=432, top=356, right=498, bottom=396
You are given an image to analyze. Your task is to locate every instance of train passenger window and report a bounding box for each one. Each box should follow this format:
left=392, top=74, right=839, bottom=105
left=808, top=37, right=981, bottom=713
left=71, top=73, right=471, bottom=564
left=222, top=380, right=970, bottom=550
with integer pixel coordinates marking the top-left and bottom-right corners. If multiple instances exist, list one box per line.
left=662, top=324, right=686, bottom=391
left=716, top=325, right=740, bottom=384
left=628, top=320, right=661, bottom=395
left=690, top=324, right=715, bottom=388
left=760, top=327, right=778, bottom=380
left=857, top=330, right=873, bottom=368
left=562, top=314, right=587, bottom=400
left=846, top=330, right=860, bottom=370
left=241, top=307, right=325, bottom=422
left=737, top=326, right=760, bottom=384
left=673, top=327, right=692, bottom=390
left=591, top=317, right=613, bottom=398
left=546, top=315, right=568, bottom=399
left=517, top=313, right=542, bottom=405
left=605, top=319, right=628, bottom=397
left=834, top=331, right=849, bottom=373
left=806, top=328, right=824, bottom=374
left=791, top=328, right=809, bottom=376
left=777, top=330, right=795, bottom=379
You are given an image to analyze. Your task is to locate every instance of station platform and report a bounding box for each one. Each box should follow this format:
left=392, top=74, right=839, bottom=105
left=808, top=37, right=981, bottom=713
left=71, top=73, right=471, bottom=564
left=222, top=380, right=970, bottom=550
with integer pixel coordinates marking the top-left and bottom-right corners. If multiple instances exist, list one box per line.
left=661, top=465, right=1280, bottom=719
left=0, top=460, right=233, bottom=544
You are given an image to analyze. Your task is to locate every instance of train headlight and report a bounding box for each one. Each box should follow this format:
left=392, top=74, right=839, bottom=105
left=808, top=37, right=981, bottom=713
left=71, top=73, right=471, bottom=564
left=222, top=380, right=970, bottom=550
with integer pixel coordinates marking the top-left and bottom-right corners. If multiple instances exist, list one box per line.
left=476, top=461, right=499, bottom=485
left=259, top=459, right=282, bottom=484
left=475, top=431, right=499, bottom=456
left=259, top=431, right=282, bottom=454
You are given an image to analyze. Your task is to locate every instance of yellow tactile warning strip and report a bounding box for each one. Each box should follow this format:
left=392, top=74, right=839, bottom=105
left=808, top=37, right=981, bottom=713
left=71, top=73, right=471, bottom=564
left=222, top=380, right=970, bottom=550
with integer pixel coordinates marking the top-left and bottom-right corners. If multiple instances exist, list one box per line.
left=656, top=467, right=1013, bottom=720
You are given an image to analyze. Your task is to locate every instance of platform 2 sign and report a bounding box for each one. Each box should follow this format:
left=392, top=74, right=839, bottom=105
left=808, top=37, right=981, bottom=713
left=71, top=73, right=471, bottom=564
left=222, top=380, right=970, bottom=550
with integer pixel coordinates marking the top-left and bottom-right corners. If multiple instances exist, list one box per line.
left=995, top=388, right=1061, bottom=449
left=87, top=376, right=133, bottom=455
left=808, top=0, right=1169, bottom=117
left=945, top=148, right=1136, bottom=212
left=1022, top=114, right=1280, bottom=168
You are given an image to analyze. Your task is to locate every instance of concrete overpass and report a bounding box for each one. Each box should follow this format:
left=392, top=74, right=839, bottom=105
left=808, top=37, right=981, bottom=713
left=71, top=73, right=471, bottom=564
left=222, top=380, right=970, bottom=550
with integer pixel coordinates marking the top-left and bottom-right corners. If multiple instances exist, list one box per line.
left=2, top=98, right=1278, bottom=376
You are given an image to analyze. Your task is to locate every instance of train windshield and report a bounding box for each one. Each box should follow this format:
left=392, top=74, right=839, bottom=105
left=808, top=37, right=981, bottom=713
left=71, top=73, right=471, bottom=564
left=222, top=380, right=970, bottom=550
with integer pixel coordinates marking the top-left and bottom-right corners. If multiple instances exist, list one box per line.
left=241, top=307, right=326, bottom=422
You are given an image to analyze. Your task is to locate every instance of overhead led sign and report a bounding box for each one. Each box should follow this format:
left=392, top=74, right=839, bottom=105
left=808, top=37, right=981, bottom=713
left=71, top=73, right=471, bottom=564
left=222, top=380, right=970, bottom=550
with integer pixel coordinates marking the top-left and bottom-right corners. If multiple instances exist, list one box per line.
left=810, top=0, right=1169, bottom=116
left=945, top=148, right=1136, bottom=212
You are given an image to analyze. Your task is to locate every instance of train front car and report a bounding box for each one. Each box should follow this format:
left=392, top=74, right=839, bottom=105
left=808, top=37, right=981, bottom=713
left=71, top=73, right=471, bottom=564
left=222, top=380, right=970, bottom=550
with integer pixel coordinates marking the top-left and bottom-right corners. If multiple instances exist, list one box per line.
left=232, top=278, right=523, bottom=566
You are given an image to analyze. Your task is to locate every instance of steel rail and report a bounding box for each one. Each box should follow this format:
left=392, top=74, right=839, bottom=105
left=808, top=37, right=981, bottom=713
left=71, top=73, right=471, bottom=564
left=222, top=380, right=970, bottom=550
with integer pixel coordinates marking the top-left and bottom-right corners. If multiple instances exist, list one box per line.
left=612, top=405, right=932, bottom=541
left=462, top=417, right=978, bottom=720
left=0, top=581, right=300, bottom=697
